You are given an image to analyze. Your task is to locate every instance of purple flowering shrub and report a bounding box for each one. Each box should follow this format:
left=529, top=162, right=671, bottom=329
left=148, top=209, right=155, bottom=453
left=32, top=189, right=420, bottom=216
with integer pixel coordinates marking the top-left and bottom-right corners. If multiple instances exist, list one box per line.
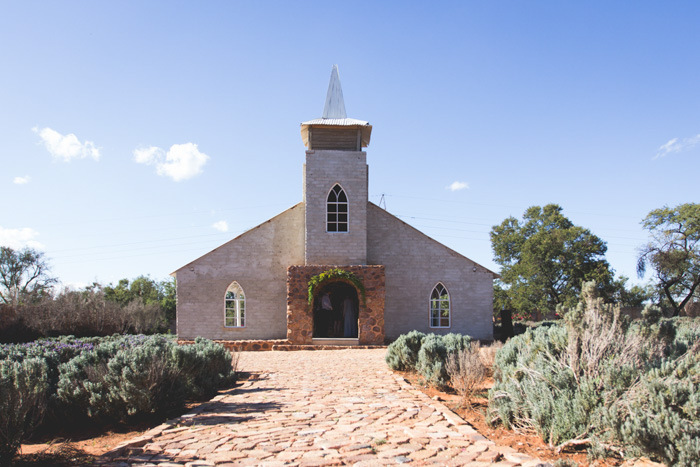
left=0, top=334, right=235, bottom=461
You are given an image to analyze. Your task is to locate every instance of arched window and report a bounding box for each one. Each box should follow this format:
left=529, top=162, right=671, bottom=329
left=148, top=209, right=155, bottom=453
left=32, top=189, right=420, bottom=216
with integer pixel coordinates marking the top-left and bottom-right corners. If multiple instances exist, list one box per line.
left=430, top=283, right=450, bottom=328
left=327, top=184, right=348, bottom=232
left=225, top=282, right=245, bottom=327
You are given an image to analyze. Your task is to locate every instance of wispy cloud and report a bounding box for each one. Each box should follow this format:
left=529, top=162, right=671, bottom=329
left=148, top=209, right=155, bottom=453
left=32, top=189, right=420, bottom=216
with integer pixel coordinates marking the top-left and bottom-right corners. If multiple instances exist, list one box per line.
left=134, top=143, right=209, bottom=181
left=0, top=226, right=44, bottom=250
left=212, top=221, right=229, bottom=232
left=133, top=146, right=162, bottom=165
left=446, top=181, right=469, bottom=192
left=13, top=176, right=30, bottom=185
left=654, top=134, right=700, bottom=159
left=33, top=127, right=100, bottom=162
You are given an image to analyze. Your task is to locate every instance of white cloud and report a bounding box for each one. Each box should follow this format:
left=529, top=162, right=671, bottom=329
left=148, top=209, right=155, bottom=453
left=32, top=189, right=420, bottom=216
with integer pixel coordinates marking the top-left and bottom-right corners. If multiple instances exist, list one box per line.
left=0, top=226, right=44, bottom=250
left=212, top=221, right=229, bottom=232
left=133, top=146, right=163, bottom=165
left=654, top=134, right=700, bottom=159
left=446, top=181, right=469, bottom=191
left=13, top=176, right=30, bottom=185
left=134, top=143, right=209, bottom=181
left=33, top=127, right=100, bottom=162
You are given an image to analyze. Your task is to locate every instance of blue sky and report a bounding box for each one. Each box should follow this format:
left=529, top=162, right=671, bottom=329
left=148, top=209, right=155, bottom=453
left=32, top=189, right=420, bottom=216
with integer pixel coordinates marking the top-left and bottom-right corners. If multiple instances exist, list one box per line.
left=1, top=1, right=698, bottom=289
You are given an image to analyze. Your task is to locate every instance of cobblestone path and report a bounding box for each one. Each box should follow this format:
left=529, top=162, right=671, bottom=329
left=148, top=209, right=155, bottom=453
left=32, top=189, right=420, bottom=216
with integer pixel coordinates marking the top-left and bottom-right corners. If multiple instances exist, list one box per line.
left=101, top=349, right=547, bottom=466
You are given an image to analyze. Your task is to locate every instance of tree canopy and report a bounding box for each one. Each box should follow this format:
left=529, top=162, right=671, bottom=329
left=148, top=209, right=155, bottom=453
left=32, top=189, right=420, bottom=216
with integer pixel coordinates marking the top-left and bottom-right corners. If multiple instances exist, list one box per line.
left=491, top=204, right=615, bottom=317
left=637, top=202, right=700, bottom=316
left=103, top=275, right=176, bottom=322
left=0, top=246, right=57, bottom=307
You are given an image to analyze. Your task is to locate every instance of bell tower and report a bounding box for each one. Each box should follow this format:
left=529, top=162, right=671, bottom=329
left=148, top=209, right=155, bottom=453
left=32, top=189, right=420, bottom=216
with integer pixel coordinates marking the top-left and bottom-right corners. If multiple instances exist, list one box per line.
left=301, top=66, right=372, bottom=265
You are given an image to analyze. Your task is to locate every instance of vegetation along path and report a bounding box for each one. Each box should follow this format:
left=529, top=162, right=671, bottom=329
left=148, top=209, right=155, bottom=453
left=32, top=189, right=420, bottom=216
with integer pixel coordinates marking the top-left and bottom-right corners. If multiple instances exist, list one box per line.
left=99, top=349, right=545, bottom=466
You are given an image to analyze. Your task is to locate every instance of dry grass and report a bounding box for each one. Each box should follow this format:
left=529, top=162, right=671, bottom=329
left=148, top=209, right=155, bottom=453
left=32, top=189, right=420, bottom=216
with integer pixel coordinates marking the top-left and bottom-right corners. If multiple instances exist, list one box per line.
left=445, top=341, right=488, bottom=407
left=479, top=341, right=504, bottom=373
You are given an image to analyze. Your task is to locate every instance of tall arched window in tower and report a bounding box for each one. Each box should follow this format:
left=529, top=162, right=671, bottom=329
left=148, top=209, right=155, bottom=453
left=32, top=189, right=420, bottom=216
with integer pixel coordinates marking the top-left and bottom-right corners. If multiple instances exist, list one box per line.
left=225, top=281, right=245, bottom=327
left=430, top=283, right=450, bottom=328
left=327, top=184, right=348, bottom=232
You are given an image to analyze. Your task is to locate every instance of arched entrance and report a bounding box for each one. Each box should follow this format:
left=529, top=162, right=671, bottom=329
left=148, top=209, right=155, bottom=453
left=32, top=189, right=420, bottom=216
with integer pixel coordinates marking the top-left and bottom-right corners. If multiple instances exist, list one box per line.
left=313, top=281, right=359, bottom=338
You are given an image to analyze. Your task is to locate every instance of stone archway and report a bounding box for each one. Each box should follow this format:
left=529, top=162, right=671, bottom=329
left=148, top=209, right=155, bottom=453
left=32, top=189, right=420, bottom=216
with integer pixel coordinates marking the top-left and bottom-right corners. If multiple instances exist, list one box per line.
left=286, top=265, right=385, bottom=345
left=313, top=281, right=359, bottom=338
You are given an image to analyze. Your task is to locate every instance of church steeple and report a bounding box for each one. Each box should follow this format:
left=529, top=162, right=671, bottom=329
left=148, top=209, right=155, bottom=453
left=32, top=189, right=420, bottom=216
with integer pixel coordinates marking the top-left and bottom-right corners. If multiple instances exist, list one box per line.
left=300, top=65, right=372, bottom=151
left=323, top=65, right=347, bottom=119
left=302, top=66, right=370, bottom=266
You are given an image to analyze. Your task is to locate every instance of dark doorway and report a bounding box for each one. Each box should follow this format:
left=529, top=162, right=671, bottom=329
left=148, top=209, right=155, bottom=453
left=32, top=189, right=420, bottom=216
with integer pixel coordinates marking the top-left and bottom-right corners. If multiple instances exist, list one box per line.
left=313, top=282, right=359, bottom=338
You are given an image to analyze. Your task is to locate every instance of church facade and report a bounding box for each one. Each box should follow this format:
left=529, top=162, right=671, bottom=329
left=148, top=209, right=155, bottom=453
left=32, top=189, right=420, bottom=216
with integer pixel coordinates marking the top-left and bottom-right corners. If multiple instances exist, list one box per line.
left=174, top=67, right=496, bottom=345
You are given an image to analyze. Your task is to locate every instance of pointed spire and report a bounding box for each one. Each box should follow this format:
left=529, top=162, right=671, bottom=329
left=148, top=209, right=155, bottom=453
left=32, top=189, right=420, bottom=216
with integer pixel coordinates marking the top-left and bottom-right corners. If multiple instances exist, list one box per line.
left=322, top=65, right=347, bottom=119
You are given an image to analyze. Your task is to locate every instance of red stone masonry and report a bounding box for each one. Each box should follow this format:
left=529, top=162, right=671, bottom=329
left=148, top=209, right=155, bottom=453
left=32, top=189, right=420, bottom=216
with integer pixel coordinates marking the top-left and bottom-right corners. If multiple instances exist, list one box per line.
left=286, top=265, right=385, bottom=345
left=178, top=339, right=386, bottom=352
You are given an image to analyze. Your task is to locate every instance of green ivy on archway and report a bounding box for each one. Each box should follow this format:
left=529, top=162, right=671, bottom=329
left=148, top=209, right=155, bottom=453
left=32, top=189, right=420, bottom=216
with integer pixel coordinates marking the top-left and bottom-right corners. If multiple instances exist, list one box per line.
left=307, top=268, right=366, bottom=305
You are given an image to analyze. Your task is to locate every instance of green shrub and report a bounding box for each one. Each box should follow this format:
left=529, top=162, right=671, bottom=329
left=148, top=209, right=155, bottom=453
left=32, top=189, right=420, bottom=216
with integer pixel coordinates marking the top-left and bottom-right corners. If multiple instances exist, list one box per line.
left=55, top=335, right=235, bottom=423
left=174, top=337, right=236, bottom=397
left=57, top=336, right=179, bottom=421
left=386, top=332, right=472, bottom=388
left=488, top=282, right=700, bottom=465
left=0, top=358, right=48, bottom=465
left=415, top=334, right=447, bottom=386
left=602, top=341, right=700, bottom=466
left=0, top=333, right=235, bottom=459
left=103, top=337, right=188, bottom=419
left=385, top=330, right=425, bottom=371
left=416, top=333, right=471, bottom=388
left=440, top=333, right=472, bottom=355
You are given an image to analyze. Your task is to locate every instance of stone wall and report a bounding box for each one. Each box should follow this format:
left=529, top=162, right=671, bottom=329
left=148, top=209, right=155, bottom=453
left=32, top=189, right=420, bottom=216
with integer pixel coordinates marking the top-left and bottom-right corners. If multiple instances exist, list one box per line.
left=366, top=203, right=495, bottom=341
left=175, top=204, right=305, bottom=340
left=178, top=339, right=385, bottom=352
left=287, top=265, right=385, bottom=345
left=303, top=150, right=368, bottom=265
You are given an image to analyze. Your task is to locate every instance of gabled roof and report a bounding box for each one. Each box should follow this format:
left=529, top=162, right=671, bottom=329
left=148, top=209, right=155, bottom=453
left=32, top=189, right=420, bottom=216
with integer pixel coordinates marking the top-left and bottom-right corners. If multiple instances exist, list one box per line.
left=367, top=202, right=500, bottom=278
left=171, top=203, right=304, bottom=276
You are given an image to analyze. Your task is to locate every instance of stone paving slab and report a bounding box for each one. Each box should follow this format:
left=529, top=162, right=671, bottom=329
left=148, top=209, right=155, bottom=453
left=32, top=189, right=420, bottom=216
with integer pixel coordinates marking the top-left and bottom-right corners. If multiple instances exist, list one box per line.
left=99, top=349, right=549, bottom=466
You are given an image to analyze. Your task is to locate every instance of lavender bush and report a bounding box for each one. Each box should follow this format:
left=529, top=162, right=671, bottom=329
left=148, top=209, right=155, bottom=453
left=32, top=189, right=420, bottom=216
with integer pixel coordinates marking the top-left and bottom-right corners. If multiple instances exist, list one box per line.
left=488, top=282, right=700, bottom=465
left=0, top=334, right=236, bottom=462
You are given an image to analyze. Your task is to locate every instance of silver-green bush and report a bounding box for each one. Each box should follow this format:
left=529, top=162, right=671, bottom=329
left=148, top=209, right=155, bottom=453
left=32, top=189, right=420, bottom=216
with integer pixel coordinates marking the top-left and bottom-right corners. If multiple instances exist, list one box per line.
left=416, top=333, right=472, bottom=388
left=488, top=282, right=700, bottom=465
left=0, top=358, right=48, bottom=465
left=0, top=334, right=235, bottom=463
left=56, top=335, right=235, bottom=422
left=386, top=332, right=472, bottom=388
left=385, top=330, right=425, bottom=371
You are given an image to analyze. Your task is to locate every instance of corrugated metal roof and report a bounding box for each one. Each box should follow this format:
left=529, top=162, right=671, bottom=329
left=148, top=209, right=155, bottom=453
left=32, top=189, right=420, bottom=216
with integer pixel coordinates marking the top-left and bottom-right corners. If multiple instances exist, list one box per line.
left=300, top=117, right=369, bottom=126
left=300, top=120, right=372, bottom=149
left=300, top=65, right=372, bottom=149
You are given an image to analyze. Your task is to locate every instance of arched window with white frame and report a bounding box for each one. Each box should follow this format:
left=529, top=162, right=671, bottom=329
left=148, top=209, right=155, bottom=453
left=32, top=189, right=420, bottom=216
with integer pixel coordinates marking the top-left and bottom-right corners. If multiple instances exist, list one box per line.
left=430, top=283, right=450, bottom=328
left=225, top=281, right=245, bottom=327
left=327, top=184, right=348, bottom=232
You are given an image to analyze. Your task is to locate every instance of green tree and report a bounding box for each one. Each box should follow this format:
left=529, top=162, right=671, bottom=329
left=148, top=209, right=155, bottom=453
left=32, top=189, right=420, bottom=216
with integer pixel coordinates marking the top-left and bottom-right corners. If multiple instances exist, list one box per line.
left=103, top=275, right=176, bottom=324
left=637, top=202, right=700, bottom=316
left=160, top=277, right=176, bottom=323
left=609, top=275, right=653, bottom=308
left=491, top=204, right=615, bottom=318
left=0, top=247, right=57, bottom=306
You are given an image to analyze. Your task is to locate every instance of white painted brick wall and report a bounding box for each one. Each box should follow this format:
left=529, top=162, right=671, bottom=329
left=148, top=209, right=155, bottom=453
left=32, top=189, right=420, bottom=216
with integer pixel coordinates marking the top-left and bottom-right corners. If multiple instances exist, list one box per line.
left=367, top=204, right=495, bottom=341
left=174, top=204, right=305, bottom=340
left=304, top=149, right=368, bottom=265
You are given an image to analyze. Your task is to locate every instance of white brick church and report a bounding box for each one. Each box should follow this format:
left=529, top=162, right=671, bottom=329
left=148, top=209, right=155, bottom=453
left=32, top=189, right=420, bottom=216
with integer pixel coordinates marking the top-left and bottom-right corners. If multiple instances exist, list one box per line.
left=174, top=66, right=496, bottom=345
